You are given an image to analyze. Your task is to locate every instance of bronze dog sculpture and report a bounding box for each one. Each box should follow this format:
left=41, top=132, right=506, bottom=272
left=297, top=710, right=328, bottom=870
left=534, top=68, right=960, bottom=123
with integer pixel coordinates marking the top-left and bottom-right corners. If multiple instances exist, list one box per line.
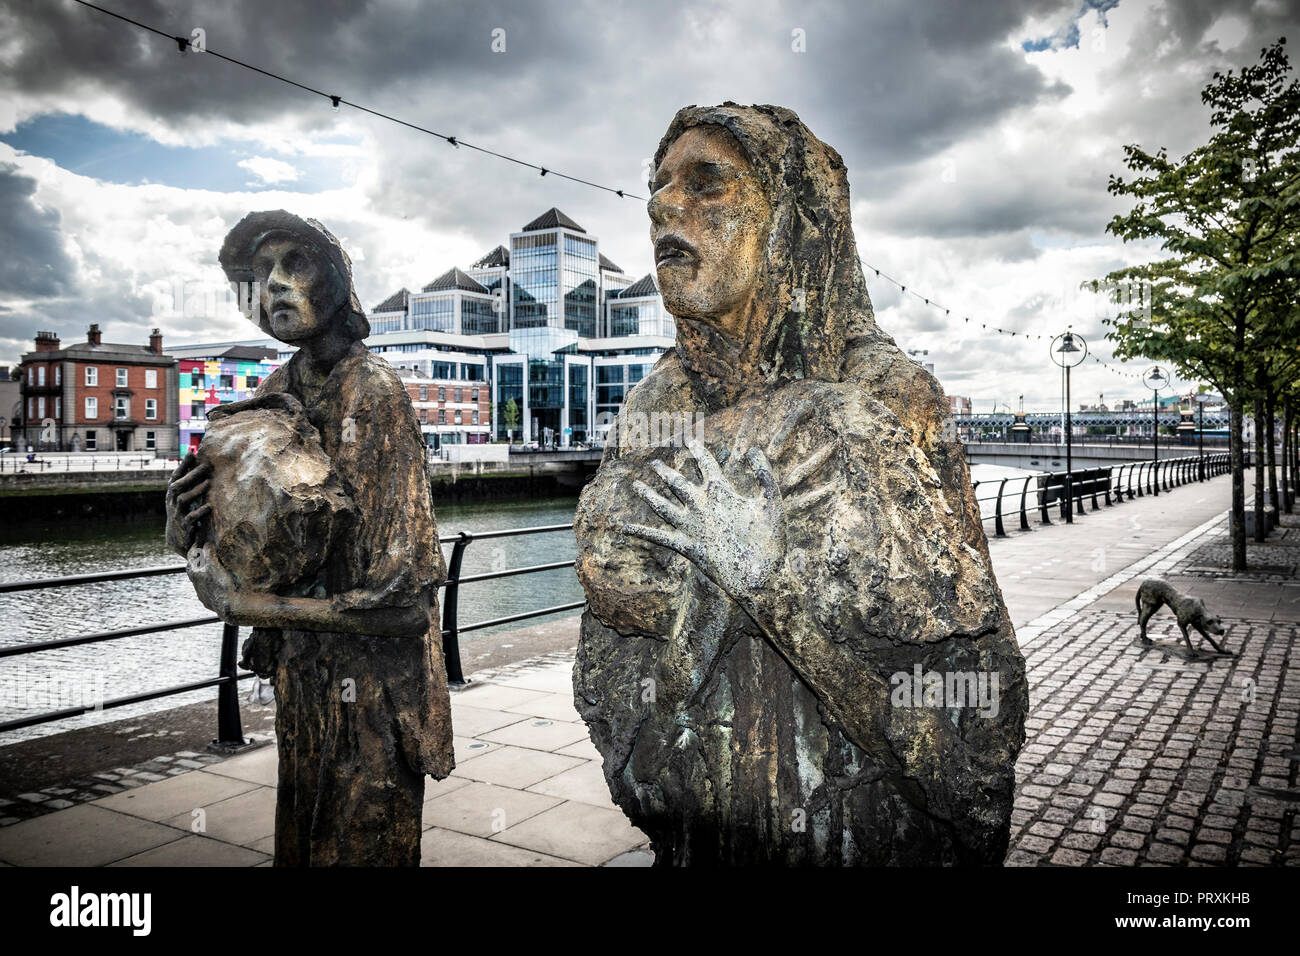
left=1136, top=578, right=1229, bottom=655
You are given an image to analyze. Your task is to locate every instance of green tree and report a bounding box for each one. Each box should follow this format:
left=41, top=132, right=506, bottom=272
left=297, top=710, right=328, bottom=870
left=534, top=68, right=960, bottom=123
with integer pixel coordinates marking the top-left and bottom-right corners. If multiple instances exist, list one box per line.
left=503, top=397, right=520, bottom=440
left=1094, top=38, right=1300, bottom=570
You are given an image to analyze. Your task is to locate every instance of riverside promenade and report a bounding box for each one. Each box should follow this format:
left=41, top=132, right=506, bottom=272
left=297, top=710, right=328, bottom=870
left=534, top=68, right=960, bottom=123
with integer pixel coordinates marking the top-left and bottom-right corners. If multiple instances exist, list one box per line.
left=0, top=470, right=1295, bottom=867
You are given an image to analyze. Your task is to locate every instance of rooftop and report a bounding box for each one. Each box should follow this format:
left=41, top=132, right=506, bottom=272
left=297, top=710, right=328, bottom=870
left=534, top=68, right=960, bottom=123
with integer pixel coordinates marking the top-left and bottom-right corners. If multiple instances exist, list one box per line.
left=374, top=288, right=411, bottom=314
left=521, top=207, right=585, bottom=233
left=423, top=267, right=489, bottom=294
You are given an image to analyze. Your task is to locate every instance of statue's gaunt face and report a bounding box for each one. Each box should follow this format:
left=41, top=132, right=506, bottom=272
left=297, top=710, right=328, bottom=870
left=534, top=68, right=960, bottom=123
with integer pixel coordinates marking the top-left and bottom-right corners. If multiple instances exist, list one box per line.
left=649, top=125, right=772, bottom=339
left=251, top=237, right=344, bottom=343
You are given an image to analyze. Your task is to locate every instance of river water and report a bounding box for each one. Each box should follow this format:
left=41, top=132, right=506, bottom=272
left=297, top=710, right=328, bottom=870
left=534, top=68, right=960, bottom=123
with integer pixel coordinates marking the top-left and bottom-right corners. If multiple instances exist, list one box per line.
left=0, top=463, right=1040, bottom=744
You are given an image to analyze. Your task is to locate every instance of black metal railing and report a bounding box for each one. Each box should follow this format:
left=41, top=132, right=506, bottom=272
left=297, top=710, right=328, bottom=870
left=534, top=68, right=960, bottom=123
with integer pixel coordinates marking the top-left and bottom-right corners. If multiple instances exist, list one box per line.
left=970, top=452, right=1230, bottom=536
left=0, top=522, right=580, bottom=739
left=0, top=453, right=1236, bottom=741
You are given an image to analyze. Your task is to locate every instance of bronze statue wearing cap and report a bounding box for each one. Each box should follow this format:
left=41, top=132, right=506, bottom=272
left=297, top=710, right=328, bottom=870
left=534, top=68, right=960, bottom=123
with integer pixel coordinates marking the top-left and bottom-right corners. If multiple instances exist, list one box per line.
left=165, top=211, right=453, bottom=866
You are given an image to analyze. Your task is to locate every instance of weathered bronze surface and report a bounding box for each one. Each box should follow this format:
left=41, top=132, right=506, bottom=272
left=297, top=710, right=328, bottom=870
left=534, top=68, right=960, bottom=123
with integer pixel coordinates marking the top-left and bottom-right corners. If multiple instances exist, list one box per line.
left=165, top=211, right=453, bottom=866
left=573, top=104, right=1028, bottom=865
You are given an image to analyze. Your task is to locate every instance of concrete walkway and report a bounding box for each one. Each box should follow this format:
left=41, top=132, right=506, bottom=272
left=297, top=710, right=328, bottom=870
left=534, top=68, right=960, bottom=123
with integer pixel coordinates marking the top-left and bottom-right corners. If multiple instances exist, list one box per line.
left=1, top=469, right=1294, bottom=866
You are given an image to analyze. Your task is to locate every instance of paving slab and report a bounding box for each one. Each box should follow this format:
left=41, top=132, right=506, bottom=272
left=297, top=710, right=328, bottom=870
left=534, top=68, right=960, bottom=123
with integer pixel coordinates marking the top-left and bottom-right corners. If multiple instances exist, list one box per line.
left=423, top=780, right=561, bottom=837
left=92, top=770, right=259, bottom=822
left=0, top=804, right=184, bottom=866
left=420, top=826, right=581, bottom=867
left=110, top=834, right=269, bottom=867
left=450, top=745, right=584, bottom=790
left=489, top=800, right=648, bottom=865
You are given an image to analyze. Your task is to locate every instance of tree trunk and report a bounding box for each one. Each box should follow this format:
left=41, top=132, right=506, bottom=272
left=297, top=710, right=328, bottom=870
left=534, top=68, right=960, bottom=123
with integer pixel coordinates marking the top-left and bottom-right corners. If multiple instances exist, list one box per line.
left=1286, top=398, right=1295, bottom=513
left=1266, top=386, right=1278, bottom=517
left=1253, top=388, right=1266, bottom=542
left=1230, top=400, right=1247, bottom=571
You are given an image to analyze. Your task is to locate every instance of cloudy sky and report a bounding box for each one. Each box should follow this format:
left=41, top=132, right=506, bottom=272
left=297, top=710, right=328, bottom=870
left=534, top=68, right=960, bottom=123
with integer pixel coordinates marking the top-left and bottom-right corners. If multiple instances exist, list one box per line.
left=1, top=0, right=1296, bottom=408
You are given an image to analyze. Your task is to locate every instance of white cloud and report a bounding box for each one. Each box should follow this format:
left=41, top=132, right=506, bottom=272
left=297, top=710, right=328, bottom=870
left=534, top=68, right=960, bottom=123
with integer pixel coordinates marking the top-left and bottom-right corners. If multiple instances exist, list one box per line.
left=236, top=155, right=300, bottom=185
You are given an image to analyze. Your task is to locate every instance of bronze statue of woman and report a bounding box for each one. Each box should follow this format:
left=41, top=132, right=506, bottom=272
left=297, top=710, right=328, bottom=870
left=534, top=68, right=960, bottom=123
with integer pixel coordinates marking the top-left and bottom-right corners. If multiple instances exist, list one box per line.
left=574, top=104, right=1028, bottom=865
left=165, top=211, right=453, bottom=866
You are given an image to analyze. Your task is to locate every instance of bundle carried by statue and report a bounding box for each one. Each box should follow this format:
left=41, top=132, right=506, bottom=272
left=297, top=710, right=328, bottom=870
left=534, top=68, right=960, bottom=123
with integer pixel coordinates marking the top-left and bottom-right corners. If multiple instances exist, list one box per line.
left=186, top=391, right=355, bottom=597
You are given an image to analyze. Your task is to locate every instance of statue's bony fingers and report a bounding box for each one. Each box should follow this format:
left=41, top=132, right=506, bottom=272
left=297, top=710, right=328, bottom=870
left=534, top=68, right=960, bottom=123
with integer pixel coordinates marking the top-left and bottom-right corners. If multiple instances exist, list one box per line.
left=169, top=460, right=212, bottom=494
left=684, top=436, right=724, bottom=485
left=633, top=479, right=688, bottom=527
left=768, top=400, right=816, bottom=461
left=620, top=522, right=697, bottom=562
left=650, top=458, right=703, bottom=508
left=785, top=479, right=839, bottom=513
left=747, top=447, right=781, bottom=501
left=181, top=503, right=212, bottom=536
left=176, top=478, right=211, bottom=509
left=782, top=442, right=837, bottom=492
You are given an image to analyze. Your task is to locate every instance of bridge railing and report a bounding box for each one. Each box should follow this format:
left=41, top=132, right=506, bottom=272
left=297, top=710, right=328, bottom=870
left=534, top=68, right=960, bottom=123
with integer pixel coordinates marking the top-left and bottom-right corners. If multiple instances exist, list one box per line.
left=970, top=452, right=1231, bottom=537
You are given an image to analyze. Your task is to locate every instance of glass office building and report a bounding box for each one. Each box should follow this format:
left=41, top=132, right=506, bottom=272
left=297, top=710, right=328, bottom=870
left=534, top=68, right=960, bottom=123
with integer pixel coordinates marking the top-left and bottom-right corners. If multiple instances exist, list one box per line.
left=182, top=208, right=672, bottom=447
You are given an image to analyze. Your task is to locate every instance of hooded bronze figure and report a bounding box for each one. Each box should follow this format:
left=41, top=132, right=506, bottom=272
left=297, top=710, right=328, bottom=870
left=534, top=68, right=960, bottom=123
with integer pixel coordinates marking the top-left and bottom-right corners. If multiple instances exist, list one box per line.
left=573, top=104, right=1027, bottom=865
left=166, top=211, right=453, bottom=866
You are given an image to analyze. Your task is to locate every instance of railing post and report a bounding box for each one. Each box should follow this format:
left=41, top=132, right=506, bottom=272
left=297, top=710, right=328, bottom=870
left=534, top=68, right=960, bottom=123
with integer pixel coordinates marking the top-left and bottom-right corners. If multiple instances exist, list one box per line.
left=1135, top=462, right=1144, bottom=497
left=994, top=477, right=1008, bottom=537
left=441, top=531, right=473, bottom=686
left=1089, top=467, right=1100, bottom=510
left=1018, top=476, right=1032, bottom=531
left=1039, top=474, right=1053, bottom=525
left=214, top=622, right=246, bottom=750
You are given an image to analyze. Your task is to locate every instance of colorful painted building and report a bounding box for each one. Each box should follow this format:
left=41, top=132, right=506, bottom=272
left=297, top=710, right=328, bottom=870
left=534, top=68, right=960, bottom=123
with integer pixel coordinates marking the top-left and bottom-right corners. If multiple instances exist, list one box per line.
left=175, top=345, right=280, bottom=453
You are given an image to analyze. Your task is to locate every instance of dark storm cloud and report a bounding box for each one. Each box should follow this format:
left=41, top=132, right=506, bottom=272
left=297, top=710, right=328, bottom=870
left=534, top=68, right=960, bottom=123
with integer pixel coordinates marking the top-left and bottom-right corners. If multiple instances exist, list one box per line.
left=0, top=0, right=1086, bottom=241
left=0, top=163, right=75, bottom=297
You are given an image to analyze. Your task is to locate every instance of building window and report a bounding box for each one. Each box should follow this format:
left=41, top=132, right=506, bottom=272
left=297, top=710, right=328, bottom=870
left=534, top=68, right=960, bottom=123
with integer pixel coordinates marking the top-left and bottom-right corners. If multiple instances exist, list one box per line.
left=472, top=410, right=479, bottom=425
left=454, top=388, right=463, bottom=403
left=455, top=410, right=463, bottom=425
left=192, top=372, right=205, bottom=388
left=145, top=431, right=156, bottom=450
left=247, top=375, right=260, bottom=389
left=85, top=367, right=97, bottom=386
left=438, top=409, right=446, bottom=424
left=419, top=386, right=428, bottom=402
left=37, top=397, right=45, bottom=419
left=146, top=399, right=157, bottom=420
left=27, top=367, right=33, bottom=385
left=437, top=387, right=446, bottom=402
left=419, top=409, right=427, bottom=422
left=472, top=387, right=479, bottom=402
left=116, top=368, right=128, bottom=387
left=85, top=430, right=96, bottom=451
left=145, top=369, right=158, bottom=389
left=37, top=366, right=45, bottom=386
left=54, top=398, right=60, bottom=419
left=191, top=402, right=206, bottom=419
left=115, top=397, right=128, bottom=420
left=85, top=397, right=98, bottom=419
left=220, top=374, right=234, bottom=389
left=55, top=366, right=61, bottom=386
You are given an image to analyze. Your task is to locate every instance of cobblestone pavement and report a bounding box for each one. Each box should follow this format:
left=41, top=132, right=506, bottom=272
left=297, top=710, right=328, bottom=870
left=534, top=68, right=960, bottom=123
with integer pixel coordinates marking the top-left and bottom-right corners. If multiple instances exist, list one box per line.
left=1007, top=511, right=1300, bottom=867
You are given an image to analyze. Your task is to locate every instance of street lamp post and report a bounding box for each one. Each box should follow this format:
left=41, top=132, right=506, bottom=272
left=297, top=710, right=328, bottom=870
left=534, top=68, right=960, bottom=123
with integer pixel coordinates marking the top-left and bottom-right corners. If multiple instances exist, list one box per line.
left=1195, top=392, right=1210, bottom=481
left=1050, top=330, right=1088, bottom=524
left=1144, top=366, right=1168, bottom=496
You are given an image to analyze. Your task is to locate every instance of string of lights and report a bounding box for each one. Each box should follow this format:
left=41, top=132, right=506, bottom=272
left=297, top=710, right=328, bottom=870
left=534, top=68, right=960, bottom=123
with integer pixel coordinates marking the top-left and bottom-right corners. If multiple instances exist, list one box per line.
left=70, top=0, right=646, bottom=200
left=73, top=0, right=1153, bottom=388
left=859, top=259, right=1149, bottom=382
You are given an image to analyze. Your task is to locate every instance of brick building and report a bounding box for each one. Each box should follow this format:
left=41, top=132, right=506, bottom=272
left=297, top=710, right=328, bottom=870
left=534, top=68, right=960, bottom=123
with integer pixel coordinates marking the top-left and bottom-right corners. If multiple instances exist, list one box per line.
left=17, top=325, right=179, bottom=455
left=396, top=368, right=491, bottom=449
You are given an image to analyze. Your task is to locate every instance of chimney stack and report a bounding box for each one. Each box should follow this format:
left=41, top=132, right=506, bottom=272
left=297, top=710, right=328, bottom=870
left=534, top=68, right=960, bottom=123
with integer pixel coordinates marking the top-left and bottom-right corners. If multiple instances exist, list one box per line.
left=149, top=328, right=163, bottom=354
left=87, top=324, right=102, bottom=346
left=34, top=330, right=60, bottom=352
